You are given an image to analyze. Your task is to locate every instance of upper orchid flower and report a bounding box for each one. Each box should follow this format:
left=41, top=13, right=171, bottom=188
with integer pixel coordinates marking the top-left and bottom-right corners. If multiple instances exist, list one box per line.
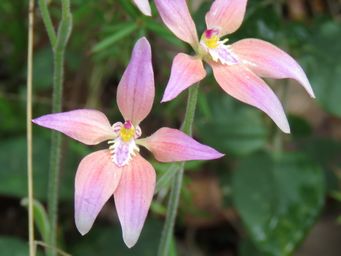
left=132, top=0, right=151, bottom=16
left=155, top=0, right=315, bottom=133
left=32, top=38, right=223, bottom=248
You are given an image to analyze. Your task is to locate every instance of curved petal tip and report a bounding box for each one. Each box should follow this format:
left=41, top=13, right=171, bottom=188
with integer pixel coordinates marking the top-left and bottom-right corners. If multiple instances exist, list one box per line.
left=75, top=214, right=93, bottom=236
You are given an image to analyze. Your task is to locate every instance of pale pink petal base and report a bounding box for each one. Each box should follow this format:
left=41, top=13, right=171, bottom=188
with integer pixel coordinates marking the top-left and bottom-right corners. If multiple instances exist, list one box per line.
left=133, top=0, right=151, bottom=16
left=211, top=63, right=290, bottom=133
left=162, top=53, right=206, bottom=102
left=205, top=0, right=247, bottom=36
left=232, top=39, right=315, bottom=97
left=32, top=109, right=114, bottom=145
left=140, top=128, right=224, bottom=162
left=154, top=0, right=198, bottom=47
left=75, top=150, right=122, bottom=235
left=114, top=154, right=156, bottom=248
left=117, top=37, right=155, bottom=125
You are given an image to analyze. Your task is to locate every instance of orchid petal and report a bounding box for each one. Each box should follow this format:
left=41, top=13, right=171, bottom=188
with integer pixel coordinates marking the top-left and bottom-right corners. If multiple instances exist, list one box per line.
left=154, top=0, right=198, bottom=47
left=117, top=37, right=155, bottom=125
left=75, top=150, right=122, bottom=235
left=132, top=0, right=151, bottom=16
left=232, top=39, right=315, bottom=97
left=32, top=109, right=114, bottom=145
left=162, top=53, right=206, bottom=102
left=140, top=128, right=224, bottom=162
left=211, top=63, right=290, bottom=133
left=205, top=0, right=247, bottom=36
left=114, top=154, right=156, bottom=248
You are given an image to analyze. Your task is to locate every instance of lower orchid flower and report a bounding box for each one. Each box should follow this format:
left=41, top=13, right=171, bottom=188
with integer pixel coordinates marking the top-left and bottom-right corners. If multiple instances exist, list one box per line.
left=155, top=0, right=315, bottom=133
left=32, top=37, right=223, bottom=248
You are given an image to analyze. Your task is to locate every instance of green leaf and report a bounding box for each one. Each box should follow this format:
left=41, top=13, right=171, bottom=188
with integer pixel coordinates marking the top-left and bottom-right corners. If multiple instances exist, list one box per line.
left=196, top=92, right=268, bottom=156
left=117, top=0, right=139, bottom=18
left=170, top=236, right=178, bottom=256
left=92, top=22, right=138, bottom=53
left=232, top=152, right=325, bottom=255
left=0, top=136, right=81, bottom=201
left=299, top=21, right=341, bottom=117
left=0, top=98, right=25, bottom=134
left=21, top=199, right=50, bottom=243
left=154, top=162, right=180, bottom=194
left=70, top=219, right=163, bottom=255
left=288, top=115, right=312, bottom=138
left=145, top=19, right=184, bottom=47
left=0, top=237, right=28, bottom=256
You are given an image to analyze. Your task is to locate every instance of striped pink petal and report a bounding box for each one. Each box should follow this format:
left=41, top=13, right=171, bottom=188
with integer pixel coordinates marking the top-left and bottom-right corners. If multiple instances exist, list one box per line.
left=232, top=38, right=315, bottom=97
left=154, top=0, right=198, bottom=47
left=75, top=150, right=122, bottom=235
left=140, top=128, right=224, bottom=162
left=117, top=37, right=155, bottom=125
left=211, top=63, right=290, bottom=133
left=132, top=0, right=151, bottom=16
left=205, top=0, right=247, bottom=36
left=161, top=53, right=206, bottom=102
left=32, top=109, right=114, bottom=145
left=114, top=154, right=156, bottom=248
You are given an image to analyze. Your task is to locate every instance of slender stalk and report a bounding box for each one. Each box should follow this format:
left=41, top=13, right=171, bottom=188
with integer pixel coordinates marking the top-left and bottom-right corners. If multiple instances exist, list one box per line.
left=38, top=1, right=72, bottom=255
left=158, top=84, right=200, bottom=256
left=273, top=81, right=289, bottom=157
left=27, top=0, right=35, bottom=255
left=38, top=0, right=57, bottom=48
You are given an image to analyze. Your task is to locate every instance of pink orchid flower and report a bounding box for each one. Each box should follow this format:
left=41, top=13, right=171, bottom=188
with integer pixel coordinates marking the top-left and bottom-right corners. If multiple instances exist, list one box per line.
left=155, top=0, right=315, bottom=133
left=132, top=0, right=151, bottom=16
left=32, top=38, right=223, bottom=248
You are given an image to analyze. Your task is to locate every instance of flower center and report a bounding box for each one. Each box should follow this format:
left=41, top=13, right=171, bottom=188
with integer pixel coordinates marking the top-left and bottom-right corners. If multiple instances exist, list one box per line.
left=201, top=28, right=220, bottom=49
left=120, top=121, right=135, bottom=142
left=108, top=121, right=141, bottom=167
left=199, top=28, right=239, bottom=65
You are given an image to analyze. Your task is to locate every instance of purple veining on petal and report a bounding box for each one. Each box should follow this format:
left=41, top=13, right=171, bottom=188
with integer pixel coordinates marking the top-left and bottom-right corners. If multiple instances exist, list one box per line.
left=216, top=46, right=239, bottom=65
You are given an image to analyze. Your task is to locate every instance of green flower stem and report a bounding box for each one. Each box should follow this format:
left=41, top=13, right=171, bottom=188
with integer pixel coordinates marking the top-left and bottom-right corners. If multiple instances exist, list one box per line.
left=157, top=84, right=200, bottom=256
left=38, top=0, right=57, bottom=48
left=27, top=0, right=35, bottom=255
left=273, top=81, right=289, bottom=158
left=38, top=1, right=72, bottom=255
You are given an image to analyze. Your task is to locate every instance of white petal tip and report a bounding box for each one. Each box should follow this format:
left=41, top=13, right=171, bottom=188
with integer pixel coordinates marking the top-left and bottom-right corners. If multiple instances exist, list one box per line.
left=160, top=97, right=170, bottom=103
left=77, top=226, right=90, bottom=236
left=123, top=233, right=139, bottom=248
left=161, top=91, right=178, bottom=103
left=216, top=153, right=225, bottom=159
left=31, top=118, right=41, bottom=125
left=282, top=126, right=291, bottom=134
left=75, top=217, right=92, bottom=236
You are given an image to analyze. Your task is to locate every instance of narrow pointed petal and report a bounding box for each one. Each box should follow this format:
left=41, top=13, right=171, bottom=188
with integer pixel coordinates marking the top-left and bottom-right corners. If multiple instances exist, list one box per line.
left=140, top=128, right=224, bottom=162
left=154, top=0, right=198, bottom=47
left=211, top=63, right=290, bottom=133
left=75, top=150, right=122, bottom=235
left=205, top=0, right=247, bottom=36
left=162, top=53, right=206, bottom=102
left=32, top=109, right=114, bottom=145
left=114, top=155, right=156, bottom=248
left=117, top=37, right=155, bottom=125
left=232, top=39, right=315, bottom=97
left=133, top=0, right=151, bottom=16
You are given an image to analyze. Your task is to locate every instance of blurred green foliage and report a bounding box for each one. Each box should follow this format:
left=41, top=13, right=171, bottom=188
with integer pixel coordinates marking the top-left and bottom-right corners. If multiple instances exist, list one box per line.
left=0, top=0, right=340, bottom=255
